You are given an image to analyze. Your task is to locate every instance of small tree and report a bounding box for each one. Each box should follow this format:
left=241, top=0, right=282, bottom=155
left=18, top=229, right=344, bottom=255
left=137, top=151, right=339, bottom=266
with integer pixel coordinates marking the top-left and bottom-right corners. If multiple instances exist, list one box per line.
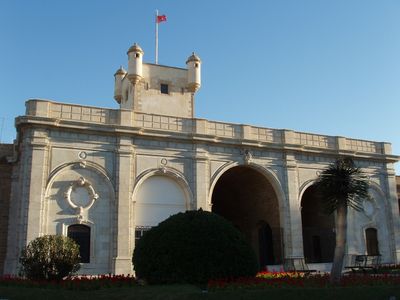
left=314, top=157, right=370, bottom=284
left=19, top=235, right=81, bottom=281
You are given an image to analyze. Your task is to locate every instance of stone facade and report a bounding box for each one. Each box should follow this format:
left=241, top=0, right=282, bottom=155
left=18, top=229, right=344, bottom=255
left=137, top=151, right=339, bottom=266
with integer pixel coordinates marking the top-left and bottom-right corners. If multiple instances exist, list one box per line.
left=1, top=44, right=399, bottom=275
left=0, top=144, right=13, bottom=274
left=397, top=176, right=400, bottom=214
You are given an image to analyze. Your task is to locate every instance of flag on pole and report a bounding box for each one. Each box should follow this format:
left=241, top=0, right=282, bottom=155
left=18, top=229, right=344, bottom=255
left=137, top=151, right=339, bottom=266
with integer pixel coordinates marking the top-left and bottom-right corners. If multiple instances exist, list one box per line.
left=155, top=11, right=166, bottom=64
left=156, top=14, right=167, bottom=23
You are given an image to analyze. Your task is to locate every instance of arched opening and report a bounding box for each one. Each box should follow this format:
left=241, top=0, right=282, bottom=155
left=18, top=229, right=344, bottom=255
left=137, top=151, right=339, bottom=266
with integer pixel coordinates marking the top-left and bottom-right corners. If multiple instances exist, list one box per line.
left=211, top=166, right=282, bottom=268
left=68, top=224, right=91, bottom=263
left=135, top=175, right=187, bottom=228
left=301, top=185, right=335, bottom=263
left=365, top=228, right=379, bottom=255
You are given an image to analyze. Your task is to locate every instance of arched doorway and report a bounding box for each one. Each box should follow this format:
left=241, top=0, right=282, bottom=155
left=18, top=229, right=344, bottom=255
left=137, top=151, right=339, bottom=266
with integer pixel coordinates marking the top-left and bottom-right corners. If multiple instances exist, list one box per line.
left=211, top=166, right=282, bottom=268
left=301, top=185, right=335, bottom=263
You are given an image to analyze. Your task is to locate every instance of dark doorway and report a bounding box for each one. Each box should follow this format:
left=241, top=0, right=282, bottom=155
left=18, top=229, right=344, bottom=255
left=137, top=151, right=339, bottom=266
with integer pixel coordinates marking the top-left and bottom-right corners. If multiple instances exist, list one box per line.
left=68, top=224, right=91, bottom=263
left=365, top=228, right=379, bottom=255
left=258, top=222, right=274, bottom=266
left=212, top=166, right=282, bottom=267
left=301, top=185, right=335, bottom=263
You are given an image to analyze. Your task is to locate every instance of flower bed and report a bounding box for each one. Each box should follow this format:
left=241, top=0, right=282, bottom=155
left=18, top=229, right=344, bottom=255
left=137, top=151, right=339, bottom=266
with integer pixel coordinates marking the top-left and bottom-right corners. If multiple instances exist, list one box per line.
left=208, top=271, right=400, bottom=291
left=0, top=274, right=137, bottom=290
left=256, top=270, right=309, bottom=279
left=2, top=271, right=400, bottom=292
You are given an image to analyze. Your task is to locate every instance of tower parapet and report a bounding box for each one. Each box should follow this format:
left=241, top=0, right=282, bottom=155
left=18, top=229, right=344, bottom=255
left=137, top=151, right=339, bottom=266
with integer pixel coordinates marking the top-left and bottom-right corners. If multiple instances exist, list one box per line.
left=113, top=43, right=201, bottom=118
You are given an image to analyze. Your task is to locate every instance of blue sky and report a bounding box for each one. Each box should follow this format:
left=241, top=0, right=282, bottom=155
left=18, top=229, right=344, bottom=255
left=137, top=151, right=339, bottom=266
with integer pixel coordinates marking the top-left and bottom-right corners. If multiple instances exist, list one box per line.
left=1, top=1, right=399, bottom=173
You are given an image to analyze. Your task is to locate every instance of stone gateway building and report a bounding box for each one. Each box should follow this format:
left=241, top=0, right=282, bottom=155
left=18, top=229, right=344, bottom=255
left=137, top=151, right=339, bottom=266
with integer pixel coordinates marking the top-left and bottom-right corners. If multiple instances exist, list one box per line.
left=1, top=44, right=399, bottom=275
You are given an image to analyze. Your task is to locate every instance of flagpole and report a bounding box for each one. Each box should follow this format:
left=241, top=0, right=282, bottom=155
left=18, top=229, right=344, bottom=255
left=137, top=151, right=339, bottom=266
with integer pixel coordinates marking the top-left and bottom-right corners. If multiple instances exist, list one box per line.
left=155, top=9, right=158, bottom=64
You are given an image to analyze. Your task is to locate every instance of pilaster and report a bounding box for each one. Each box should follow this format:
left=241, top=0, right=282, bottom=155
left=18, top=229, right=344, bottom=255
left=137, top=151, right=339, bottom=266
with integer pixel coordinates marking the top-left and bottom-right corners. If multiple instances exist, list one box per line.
left=284, top=153, right=304, bottom=258
left=113, top=136, right=134, bottom=274
left=384, top=163, right=400, bottom=263
left=194, top=147, right=209, bottom=210
left=3, top=128, right=50, bottom=274
left=25, top=129, right=50, bottom=243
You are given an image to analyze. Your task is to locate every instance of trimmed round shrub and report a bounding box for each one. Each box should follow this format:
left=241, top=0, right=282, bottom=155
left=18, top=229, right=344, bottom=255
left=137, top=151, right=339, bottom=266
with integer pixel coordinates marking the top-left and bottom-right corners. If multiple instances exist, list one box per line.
left=132, top=209, right=258, bottom=284
left=19, top=235, right=81, bottom=281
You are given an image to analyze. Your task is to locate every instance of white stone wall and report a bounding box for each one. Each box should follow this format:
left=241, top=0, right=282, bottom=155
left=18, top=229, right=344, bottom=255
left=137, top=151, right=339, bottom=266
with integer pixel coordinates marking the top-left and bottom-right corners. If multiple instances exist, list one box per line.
left=3, top=99, right=400, bottom=275
left=45, top=163, right=115, bottom=274
left=120, top=64, right=193, bottom=118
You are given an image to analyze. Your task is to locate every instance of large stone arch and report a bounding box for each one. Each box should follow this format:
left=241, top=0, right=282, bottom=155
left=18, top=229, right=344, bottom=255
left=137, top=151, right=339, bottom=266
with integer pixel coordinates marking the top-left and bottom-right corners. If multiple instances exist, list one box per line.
left=209, top=162, right=286, bottom=268
left=44, top=160, right=115, bottom=274
left=208, top=162, right=287, bottom=214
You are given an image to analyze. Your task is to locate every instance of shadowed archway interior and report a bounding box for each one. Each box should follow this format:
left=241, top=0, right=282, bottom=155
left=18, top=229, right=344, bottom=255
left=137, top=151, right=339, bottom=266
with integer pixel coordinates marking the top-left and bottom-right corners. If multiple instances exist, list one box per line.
left=211, top=166, right=282, bottom=267
left=301, top=185, right=335, bottom=263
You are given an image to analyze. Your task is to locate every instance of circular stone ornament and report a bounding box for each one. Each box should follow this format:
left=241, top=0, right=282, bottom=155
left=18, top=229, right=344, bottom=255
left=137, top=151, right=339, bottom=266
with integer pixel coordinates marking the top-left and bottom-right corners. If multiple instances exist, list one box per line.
left=64, top=177, right=99, bottom=211
left=78, top=151, right=88, bottom=160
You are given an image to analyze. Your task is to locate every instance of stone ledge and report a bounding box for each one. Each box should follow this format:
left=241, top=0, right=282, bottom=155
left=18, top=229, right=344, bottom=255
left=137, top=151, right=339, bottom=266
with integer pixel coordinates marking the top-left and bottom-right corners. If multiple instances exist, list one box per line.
left=18, top=100, right=399, bottom=162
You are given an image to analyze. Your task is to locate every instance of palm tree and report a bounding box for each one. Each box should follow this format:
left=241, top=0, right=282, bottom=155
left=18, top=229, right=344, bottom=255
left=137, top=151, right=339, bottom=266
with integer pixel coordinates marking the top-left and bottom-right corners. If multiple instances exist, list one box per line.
left=314, top=157, right=370, bottom=284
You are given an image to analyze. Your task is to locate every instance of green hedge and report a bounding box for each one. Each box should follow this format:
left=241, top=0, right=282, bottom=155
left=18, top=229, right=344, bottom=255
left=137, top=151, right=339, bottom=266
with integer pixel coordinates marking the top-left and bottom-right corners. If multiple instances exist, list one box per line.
left=133, top=209, right=258, bottom=284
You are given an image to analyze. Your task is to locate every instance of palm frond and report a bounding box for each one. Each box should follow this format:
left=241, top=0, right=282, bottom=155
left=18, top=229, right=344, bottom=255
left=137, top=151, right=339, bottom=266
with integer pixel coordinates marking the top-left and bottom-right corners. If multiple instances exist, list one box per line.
left=314, top=157, right=370, bottom=214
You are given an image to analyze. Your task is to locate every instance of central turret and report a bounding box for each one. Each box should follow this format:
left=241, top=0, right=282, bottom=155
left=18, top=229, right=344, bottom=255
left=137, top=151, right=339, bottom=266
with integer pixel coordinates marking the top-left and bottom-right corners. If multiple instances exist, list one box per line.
left=113, top=43, right=201, bottom=118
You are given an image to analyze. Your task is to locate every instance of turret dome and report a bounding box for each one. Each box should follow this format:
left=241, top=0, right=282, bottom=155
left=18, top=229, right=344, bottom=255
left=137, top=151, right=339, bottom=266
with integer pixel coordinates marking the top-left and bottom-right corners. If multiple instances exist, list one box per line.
left=186, top=52, right=201, bottom=64
left=114, top=66, right=127, bottom=76
left=127, top=43, right=144, bottom=55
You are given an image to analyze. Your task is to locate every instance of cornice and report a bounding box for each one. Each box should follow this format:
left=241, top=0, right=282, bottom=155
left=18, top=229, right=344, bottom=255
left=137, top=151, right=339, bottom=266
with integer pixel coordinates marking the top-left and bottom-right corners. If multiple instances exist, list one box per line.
left=15, top=115, right=400, bottom=164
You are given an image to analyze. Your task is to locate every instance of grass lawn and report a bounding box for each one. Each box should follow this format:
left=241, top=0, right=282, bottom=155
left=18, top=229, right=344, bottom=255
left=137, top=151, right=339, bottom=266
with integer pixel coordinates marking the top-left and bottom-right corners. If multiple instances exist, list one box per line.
left=1, top=285, right=399, bottom=300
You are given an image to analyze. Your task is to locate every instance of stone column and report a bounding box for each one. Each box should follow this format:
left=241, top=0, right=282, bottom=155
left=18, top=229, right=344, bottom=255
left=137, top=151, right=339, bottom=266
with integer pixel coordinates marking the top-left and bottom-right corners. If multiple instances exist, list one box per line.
left=384, top=163, right=400, bottom=263
left=284, top=153, right=304, bottom=259
left=3, top=147, right=26, bottom=274
left=113, top=136, right=134, bottom=274
left=194, top=147, right=209, bottom=210
left=4, top=129, right=50, bottom=274
left=24, top=129, right=50, bottom=243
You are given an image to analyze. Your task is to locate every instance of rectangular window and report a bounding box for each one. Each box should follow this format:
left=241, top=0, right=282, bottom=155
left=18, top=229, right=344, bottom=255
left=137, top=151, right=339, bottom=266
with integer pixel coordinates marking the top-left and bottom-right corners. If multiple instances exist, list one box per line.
left=366, top=228, right=379, bottom=256
left=160, top=84, right=169, bottom=94
left=68, top=224, right=91, bottom=263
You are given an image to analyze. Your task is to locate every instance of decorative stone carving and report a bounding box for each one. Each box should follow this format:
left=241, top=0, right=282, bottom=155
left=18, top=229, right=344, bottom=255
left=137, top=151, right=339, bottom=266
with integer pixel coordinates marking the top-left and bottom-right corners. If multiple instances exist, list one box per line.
left=64, top=177, right=99, bottom=222
left=78, top=151, right=88, bottom=160
left=243, top=149, right=252, bottom=164
left=77, top=152, right=88, bottom=168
